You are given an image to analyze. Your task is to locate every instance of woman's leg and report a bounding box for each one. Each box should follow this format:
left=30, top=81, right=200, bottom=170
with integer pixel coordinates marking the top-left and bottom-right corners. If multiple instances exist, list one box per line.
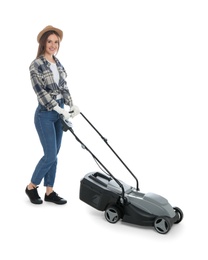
left=44, top=116, right=63, bottom=193
left=31, top=105, right=60, bottom=187
left=26, top=100, right=67, bottom=204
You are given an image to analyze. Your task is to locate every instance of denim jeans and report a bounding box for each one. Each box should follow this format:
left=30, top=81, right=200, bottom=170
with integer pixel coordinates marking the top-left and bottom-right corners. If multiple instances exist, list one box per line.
left=31, top=99, right=64, bottom=187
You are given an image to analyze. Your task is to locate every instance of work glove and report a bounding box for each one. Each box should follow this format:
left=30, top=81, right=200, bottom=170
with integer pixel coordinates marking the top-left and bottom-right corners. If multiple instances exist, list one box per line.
left=53, top=105, right=71, bottom=120
left=69, top=105, right=80, bottom=118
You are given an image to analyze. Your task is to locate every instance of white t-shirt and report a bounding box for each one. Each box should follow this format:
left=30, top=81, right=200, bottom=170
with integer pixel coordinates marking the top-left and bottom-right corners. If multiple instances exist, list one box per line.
left=50, top=62, right=60, bottom=85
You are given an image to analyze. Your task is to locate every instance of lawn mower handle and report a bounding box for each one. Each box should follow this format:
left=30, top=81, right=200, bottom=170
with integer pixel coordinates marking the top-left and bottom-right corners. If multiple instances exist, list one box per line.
left=80, top=112, right=139, bottom=191
left=60, top=115, right=126, bottom=200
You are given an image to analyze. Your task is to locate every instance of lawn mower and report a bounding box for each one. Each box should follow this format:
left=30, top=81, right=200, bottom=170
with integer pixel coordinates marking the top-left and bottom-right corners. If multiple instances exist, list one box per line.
left=61, top=113, right=183, bottom=234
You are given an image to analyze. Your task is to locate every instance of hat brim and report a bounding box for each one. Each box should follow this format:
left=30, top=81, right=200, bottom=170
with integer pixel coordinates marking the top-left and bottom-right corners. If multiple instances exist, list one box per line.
left=37, top=25, right=63, bottom=43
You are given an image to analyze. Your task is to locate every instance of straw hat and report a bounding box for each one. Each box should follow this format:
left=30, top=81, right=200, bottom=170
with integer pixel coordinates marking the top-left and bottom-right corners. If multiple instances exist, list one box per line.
left=37, top=25, right=63, bottom=43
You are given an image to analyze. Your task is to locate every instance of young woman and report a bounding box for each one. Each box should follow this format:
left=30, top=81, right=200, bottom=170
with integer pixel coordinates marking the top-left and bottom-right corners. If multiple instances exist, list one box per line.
left=25, top=25, right=80, bottom=205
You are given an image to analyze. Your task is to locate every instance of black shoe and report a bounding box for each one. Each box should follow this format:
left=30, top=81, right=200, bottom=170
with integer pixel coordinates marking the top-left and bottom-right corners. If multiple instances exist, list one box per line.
left=25, top=186, right=43, bottom=204
left=44, top=191, right=67, bottom=205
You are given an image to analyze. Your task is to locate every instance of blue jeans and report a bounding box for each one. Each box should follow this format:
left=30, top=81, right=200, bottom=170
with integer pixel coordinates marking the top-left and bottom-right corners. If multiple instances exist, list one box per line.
left=31, top=99, right=64, bottom=187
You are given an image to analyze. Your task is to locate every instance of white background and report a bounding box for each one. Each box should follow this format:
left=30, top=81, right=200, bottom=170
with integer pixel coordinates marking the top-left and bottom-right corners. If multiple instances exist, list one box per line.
left=1, top=0, right=207, bottom=259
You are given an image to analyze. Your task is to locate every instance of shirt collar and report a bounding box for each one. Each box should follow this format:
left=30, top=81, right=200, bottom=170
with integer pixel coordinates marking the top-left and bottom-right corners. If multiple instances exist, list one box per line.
left=40, top=55, right=60, bottom=67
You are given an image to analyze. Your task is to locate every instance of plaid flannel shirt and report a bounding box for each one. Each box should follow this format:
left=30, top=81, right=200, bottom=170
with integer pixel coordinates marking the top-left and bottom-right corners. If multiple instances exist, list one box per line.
left=29, top=55, right=73, bottom=110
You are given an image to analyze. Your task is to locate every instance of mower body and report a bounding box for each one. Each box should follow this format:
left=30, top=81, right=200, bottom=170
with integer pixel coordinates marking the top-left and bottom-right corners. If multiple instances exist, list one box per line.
left=80, top=171, right=183, bottom=234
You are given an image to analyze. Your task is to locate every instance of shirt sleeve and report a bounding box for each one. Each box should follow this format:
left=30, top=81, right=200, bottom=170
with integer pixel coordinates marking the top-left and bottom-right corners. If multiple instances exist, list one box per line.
left=62, top=85, right=73, bottom=107
left=29, top=61, right=57, bottom=110
left=58, top=63, right=73, bottom=107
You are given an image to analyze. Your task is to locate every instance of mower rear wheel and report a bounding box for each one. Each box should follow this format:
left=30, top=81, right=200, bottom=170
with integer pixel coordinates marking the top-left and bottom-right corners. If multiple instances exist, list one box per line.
left=105, top=205, right=121, bottom=224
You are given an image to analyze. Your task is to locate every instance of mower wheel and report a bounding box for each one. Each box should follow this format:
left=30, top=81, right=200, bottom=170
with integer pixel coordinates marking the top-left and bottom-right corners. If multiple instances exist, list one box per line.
left=173, top=207, right=184, bottom=224
left=105, top=205, right=121, bottom=224
left=154, top=216, right=171, bottom=234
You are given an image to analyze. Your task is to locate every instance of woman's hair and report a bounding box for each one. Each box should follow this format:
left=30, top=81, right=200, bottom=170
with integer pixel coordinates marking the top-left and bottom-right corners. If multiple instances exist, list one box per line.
left=36, top=30, right=60, bottom=58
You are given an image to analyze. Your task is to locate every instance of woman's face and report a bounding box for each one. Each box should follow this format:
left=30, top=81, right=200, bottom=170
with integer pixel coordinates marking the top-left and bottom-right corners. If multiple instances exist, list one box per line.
left=45, top=33, right=59, bottom=56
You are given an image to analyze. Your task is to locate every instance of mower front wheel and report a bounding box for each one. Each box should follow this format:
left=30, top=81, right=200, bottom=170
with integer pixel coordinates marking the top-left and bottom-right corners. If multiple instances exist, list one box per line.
left=173, top=207, right=184, bottom=224
left=154, top=216, right=171, bottom=234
